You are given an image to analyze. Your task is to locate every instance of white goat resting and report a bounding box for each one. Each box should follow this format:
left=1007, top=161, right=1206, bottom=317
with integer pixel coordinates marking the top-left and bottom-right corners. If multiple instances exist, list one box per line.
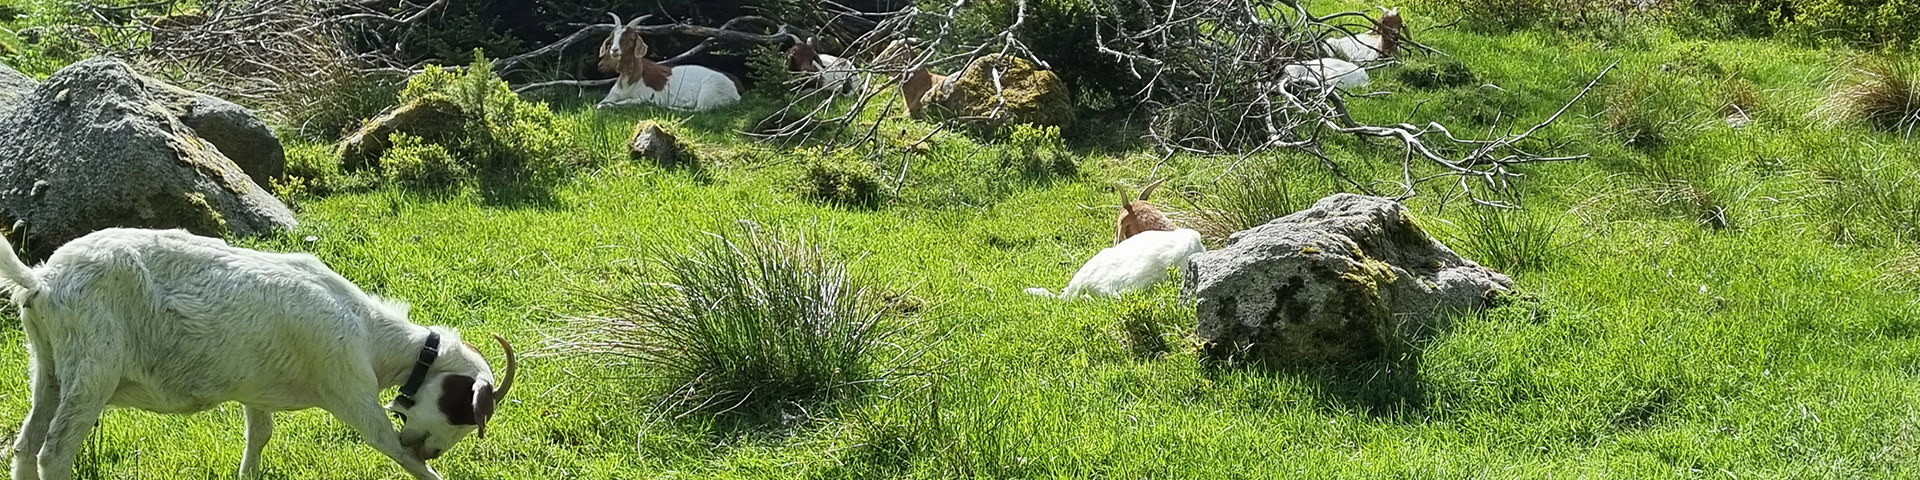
left=787, top=39, right=866, bottom=95
left=597, top=13, right=742, bottom=111
left=1026, top=229, right=1207, bottom=299
left=1282, top=58, right=1370, bottom=90
left=0, top=229, right=515, bottom=480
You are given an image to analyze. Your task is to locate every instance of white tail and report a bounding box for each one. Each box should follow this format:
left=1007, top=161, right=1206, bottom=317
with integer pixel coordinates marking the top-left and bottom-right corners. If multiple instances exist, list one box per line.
left=0, top=234, right=38, bottom=297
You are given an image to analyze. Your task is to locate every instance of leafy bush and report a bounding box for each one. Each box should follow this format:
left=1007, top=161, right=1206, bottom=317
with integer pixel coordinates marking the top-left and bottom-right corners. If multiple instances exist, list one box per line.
left=998, top=124, right=1076, bottom=177
left=382, top=52, right=574, bottom=194
left=806, top=152, right=885, bottom=207
left=378, top=133, right=469, bottom=190
left=569, top=225, right=903, bottom=416
left=1816, top=57, right=1920, bottom=136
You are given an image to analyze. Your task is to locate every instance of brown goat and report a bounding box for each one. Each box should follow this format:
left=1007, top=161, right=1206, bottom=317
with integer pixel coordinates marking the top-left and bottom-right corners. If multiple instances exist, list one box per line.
left=1116, top=179, right=1175, bottom=244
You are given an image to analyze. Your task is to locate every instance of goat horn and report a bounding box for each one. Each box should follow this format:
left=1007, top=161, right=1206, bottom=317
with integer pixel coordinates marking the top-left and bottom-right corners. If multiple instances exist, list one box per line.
left=628, top=14, right=651, bottom=27
left=608, top=13, right=625, bottom=54
left=1138, top=178, right=1166, bottom=202
left=490, top=334, right=516, bottom=403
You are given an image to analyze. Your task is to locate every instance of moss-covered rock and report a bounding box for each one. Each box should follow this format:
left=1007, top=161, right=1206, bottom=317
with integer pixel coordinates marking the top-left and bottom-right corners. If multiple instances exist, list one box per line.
left=336, top=94, right=465, bottom=171
left=920, top=54, right=1075, bottom=132
left=1185, top=194, right=1513, bottom=366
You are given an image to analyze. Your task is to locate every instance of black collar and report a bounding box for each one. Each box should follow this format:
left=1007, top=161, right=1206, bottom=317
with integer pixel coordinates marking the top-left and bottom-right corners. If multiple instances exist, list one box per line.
left=394, top=332, right=442, bottom=409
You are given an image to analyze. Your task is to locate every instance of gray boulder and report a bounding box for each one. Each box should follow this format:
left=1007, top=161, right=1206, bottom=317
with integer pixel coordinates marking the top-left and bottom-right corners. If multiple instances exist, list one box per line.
left=0, top=62, right=36, bottom=113
left=142, top=77, right=286, bottom=187
left=1184, top=194, right=1512, bottom=365
left=0, top=57, right=296, bottom=260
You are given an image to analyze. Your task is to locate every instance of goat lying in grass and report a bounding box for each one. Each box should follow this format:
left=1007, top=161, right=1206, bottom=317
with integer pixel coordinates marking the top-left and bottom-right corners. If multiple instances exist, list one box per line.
left=0, top=229, right=516, bottom=480
left=598, top=13, right=743, bottom=112
left=1282, top=58, right=1370, bottom=89
left=787, top=37, right=866, bottom=95
left=1027, top=229, right=1207, bottom=300
left=1117, top=179, right=1176, bottom=245
left=874, top=38, right=948, bottom=116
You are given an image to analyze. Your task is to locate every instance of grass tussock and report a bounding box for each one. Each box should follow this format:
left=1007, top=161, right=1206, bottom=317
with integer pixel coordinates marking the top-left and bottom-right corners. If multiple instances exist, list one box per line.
left=565, top=225, right=905, bottom=417
left=1187, top=159, right=1303, bottom=242
left=1448, top=202, right=1562, bottom=274
left=1817, top=57, right=1920, bottom=137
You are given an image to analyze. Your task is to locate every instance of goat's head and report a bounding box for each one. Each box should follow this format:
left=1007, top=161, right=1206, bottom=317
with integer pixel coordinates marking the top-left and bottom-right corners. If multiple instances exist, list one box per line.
left=1377, top=7, right=1403, bottom=41
left=384, top=331, right=518, bottom=462
left=787, top=37, right=823, bottom=73
left=598, top=13, right=650, bottom=76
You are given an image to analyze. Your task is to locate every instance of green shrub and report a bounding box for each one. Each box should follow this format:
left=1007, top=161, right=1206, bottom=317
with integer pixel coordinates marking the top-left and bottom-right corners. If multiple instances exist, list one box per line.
left=377, top=52, right=574, bottom=194
left=1817, top=57, right=1920, bottom=136
left=568, top=225, right=903, bottom=416
left=998, top=124, right=1076, bottom=177
left=806, top=152, right=885, bottom=207
left=1394, top=59, right=1478, bottom=90
left=378, top=133, right=469, bottom=189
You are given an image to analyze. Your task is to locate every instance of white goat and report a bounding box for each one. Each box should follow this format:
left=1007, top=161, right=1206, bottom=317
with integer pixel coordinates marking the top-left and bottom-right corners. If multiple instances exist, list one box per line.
left=787, top=38, right=866, bottom=95
left=1281, top=58, right=1371, bottom=89
left=0, top=229, right=516, bottom=480
left=597, top=13, right=743, bottom=111
left=1026, top=229, right=1207, bottom=300
left=1322, top=7, right=1404, bottom=63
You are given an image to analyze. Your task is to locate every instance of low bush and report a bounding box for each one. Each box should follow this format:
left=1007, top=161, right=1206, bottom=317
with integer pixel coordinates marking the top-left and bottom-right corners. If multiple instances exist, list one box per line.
left=998, top=124, right=1076, bottom=178
left=806, top=151, right=886, bottom=207
left=378, top=133, right=469, bottom=190
left=1394, top=59, right=1478, bottom=90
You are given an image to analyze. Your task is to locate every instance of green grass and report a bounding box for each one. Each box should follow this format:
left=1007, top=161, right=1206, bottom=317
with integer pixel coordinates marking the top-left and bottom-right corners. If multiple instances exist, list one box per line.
left=3, top=2, right=1920, bottom=479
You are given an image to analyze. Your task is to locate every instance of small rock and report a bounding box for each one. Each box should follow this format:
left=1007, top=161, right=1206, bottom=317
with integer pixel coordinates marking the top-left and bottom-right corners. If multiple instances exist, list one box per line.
left=628, top=121, right=688, bottom=166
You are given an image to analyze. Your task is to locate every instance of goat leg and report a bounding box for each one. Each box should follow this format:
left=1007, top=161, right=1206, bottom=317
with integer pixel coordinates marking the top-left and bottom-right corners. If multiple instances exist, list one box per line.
left=9, top=326, right=56, bottom=480
left=328, top=400, right=442, bottom=480
left=33, top=366, right=114, bottom=480
left=238, top=406, right=274, bottom=479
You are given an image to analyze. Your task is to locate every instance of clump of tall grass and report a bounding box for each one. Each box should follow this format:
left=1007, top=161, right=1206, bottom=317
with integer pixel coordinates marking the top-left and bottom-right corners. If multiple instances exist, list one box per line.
left=1448, top=201, right=1562, bottom=273
left=1816, top=57, right=1920, bottom=137
left=1186, top=160, right=1303, bottom=242
left=564, top=226, right=905, bottom=416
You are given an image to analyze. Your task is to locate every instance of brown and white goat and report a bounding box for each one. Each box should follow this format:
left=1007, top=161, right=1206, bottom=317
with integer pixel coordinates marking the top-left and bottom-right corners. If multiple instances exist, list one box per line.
left=597, top=13, right=743, bottom=112
left=787, top=37, right=866, bottom=95
left=874, top=38, right=947, bottom=116
left=1117, top=179, right=1176, bottom=244
left=1322, top=7, right=1403, bottom=63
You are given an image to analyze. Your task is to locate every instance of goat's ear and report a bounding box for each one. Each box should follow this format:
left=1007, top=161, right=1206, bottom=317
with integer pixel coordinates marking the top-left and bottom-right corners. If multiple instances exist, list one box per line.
left=436, top=375, right=480, bottom=425
left=472, top=384, right=498, bottom=439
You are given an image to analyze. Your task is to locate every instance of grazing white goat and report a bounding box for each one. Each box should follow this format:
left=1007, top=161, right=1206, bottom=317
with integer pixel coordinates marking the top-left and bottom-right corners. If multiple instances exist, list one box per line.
left=1322, top=7, right=1403, bottom=63
left=597, top=13, right=743, bottom=111
left=787, top=38, right=866, bottom=94
left=0, top=229, right=516, bottom=480
left=1282, top=58, right=1371, bottom=89
left=1026, top=229, right=1207, bottom=300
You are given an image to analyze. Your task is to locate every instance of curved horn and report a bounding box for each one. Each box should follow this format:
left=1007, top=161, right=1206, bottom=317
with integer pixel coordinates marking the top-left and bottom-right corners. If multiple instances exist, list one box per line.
left=627, top=14, right=652, bottom=27
left=491, top=334, right=516, bottom=402
left=1138, top=178, right=1166, bottom=202
left=607, top=13, right=625, bottom=54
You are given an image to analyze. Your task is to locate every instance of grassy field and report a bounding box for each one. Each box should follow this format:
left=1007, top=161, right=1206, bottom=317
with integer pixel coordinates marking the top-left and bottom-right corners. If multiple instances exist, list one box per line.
left=2, top=1, right=1920, bottom=479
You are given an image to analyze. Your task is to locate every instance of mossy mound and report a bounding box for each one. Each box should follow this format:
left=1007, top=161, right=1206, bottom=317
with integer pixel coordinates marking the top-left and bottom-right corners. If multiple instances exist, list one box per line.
left=336, top=94, right=465, bottom=171
left=922, top=54, right=1075, bottom=132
